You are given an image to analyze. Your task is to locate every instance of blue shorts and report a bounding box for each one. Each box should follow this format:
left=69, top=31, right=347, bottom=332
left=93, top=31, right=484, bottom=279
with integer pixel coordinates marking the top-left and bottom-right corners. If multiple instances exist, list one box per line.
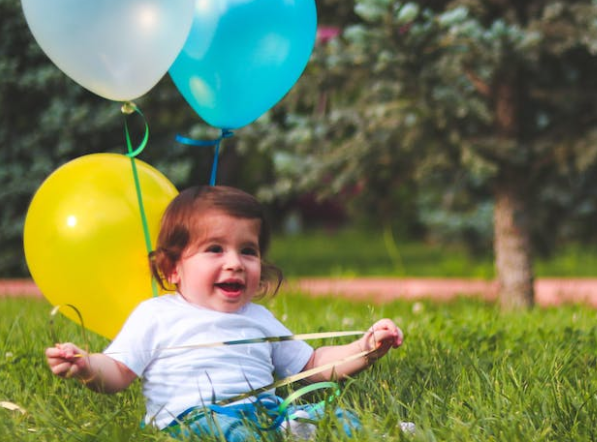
left=164, top=396, right=361, bottom=441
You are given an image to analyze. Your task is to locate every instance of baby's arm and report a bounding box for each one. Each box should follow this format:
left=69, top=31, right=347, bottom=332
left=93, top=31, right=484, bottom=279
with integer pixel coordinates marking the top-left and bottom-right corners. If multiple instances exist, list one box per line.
left=46, top=343, right=137, bottom=393
left=302, top=318, right=403, bottom=382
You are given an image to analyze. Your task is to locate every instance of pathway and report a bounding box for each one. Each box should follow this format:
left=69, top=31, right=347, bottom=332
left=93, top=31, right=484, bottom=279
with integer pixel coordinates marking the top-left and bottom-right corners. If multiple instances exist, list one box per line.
left=3, top=278, right=597, bottom=308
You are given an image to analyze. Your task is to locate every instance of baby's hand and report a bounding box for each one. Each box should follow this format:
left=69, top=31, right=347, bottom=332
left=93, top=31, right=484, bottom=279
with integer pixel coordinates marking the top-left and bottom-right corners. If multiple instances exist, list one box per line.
left=45, top=343, right=88, bottom=379
left=361, top=319, right=404, bottom=361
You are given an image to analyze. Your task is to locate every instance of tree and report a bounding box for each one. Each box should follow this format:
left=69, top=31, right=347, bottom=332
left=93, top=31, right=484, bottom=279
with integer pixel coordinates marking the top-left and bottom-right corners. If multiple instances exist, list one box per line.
left=257, top=0, right=597, bottom=309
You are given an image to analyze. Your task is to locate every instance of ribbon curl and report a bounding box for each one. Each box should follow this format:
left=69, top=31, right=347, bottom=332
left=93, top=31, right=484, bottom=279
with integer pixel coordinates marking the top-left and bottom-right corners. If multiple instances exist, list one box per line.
left=175, top=129, right=234, bottom=186
left=172, top=381, right=341, bottom=434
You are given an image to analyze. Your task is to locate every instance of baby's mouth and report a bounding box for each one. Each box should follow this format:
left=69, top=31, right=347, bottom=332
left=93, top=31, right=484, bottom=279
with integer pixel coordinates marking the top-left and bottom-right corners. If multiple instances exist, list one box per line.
left=215, top=282, right=244, bottom=293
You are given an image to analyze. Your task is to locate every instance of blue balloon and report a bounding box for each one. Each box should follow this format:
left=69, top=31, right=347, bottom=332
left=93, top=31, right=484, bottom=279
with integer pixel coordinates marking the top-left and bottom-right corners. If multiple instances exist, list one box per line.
left=169, top=0, right=317, bottom=129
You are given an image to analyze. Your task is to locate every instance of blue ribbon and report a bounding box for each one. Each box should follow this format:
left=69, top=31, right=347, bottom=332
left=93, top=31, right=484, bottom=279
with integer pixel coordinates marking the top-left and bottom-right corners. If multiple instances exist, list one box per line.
left=175, top=129, right=234, bottom=186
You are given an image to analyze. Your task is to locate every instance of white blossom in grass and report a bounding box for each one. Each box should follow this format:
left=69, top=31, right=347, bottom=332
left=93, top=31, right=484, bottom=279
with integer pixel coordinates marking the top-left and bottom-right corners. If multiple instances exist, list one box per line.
left=342, top=317, right=355, bottom=327
left=412, top=302, right=424, bottom=314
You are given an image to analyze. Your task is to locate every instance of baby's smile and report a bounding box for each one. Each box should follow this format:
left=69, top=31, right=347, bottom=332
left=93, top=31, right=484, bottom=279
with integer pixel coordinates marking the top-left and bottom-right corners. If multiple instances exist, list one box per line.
left=215, top=281, right=245, bottom=293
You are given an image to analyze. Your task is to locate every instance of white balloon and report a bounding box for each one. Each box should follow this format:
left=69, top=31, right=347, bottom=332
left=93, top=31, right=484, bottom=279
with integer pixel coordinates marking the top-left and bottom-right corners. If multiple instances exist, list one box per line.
left=21, top=0, right=195, bottom=101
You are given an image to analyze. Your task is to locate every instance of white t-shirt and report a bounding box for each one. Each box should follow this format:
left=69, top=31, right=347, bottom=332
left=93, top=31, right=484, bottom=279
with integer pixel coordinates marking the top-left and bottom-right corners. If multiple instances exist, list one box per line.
left=104, top=294, right=314, bottom=429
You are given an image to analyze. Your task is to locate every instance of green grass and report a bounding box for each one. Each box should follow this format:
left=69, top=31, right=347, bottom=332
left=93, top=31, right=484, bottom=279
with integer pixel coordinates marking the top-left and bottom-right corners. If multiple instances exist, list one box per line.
left=269, top=229, right=597, bottom=278
left=2, top=295, right=597, bottom=441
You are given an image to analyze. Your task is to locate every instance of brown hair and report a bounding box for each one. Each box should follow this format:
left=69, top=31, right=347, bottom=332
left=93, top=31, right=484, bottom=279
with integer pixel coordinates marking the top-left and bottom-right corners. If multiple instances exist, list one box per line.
left=149, top=185, right=282, bottom=298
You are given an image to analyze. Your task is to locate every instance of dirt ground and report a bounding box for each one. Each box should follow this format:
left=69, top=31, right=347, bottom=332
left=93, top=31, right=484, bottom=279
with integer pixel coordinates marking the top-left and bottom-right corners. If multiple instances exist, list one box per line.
left=292, top=277, right=597, bottom=308
left=3, top=277, right=597, bottom=308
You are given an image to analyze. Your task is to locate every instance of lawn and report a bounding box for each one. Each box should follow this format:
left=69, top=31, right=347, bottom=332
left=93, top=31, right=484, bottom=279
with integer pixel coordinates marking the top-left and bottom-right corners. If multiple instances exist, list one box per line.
left=269, top=229, right=597, bottom=278
left=2, top=294, right=597, bottom=441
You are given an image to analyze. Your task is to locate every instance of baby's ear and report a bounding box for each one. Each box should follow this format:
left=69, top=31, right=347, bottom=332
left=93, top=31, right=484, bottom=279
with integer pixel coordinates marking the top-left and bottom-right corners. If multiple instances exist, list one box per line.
left=167, top=268, right=180, bottom=285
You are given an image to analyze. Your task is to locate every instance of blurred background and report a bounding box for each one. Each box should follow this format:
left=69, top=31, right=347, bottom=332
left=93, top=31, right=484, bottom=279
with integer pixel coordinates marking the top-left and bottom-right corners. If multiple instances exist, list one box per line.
left=2, top=0, right=597, bottom=299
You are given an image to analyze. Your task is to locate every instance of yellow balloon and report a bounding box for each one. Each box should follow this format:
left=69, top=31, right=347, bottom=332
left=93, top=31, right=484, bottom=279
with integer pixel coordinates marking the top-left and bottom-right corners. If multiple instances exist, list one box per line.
left=24, top=153, right=178, bottom=339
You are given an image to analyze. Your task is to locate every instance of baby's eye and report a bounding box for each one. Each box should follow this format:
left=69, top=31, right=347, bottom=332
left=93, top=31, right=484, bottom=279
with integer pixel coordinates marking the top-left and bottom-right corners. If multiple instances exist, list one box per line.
left=206, top=245, right=223, bottom=253
left=241, top=247, right=259, bottom=257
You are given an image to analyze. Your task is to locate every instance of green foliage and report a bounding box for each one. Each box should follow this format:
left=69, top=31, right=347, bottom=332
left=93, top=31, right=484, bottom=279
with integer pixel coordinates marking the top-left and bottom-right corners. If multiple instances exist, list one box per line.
left=3, top=296, right=597, bottom=441
left=255, top=0, right=597, bottom=256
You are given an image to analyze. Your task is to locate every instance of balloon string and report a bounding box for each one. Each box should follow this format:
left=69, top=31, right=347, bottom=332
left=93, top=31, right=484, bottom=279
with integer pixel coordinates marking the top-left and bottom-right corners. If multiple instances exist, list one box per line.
left=48, top=304, right=373, bottom=421
left=122, top=102, right=158, bottom=298
left=104, top=330, right=367, bottom=355
left=216, top=348, right=373, bottom=407
left=175, top=129, right=234, bottom=185
left=269, top=381, right=340, bottom=429
left=49, top=304, right=91, bottom=361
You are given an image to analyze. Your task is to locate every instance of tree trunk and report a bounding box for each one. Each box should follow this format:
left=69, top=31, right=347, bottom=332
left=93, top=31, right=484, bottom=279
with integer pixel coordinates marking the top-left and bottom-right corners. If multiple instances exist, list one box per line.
left=493, top=167, right=534, bottom=310
left=492, top=73, right=534, bottom=309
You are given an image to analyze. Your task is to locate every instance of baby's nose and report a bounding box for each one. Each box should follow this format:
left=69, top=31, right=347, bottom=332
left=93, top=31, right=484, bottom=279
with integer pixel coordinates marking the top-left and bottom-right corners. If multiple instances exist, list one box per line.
left=224, top=251, right=243, bottom=270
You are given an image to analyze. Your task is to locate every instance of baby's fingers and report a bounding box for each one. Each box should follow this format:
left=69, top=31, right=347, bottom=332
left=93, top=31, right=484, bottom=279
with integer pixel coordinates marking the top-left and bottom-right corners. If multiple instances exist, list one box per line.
left=45, top=346, right=62, bottom=359
left=393, top=327, right=404, bottom=347
left=371, top=319, right=404, bottom=347
left=50, top=360, right=78, bottom=377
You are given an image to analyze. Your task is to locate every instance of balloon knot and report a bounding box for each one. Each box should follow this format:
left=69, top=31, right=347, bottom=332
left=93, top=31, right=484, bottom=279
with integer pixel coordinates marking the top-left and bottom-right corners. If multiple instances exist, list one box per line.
left=221, top=129, right=234, bottom=139
left=121, top=101, right=138, bottom=115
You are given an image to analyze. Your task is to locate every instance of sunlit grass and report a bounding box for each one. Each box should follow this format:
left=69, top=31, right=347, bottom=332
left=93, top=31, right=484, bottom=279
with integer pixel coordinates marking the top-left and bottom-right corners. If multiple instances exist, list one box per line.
left=2, top=295, right=597, bottom=441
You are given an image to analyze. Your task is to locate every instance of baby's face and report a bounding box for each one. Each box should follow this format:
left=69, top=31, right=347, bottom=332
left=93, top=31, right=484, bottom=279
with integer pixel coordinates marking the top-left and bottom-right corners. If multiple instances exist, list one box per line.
left=169, top=210, right=262, bottom=313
